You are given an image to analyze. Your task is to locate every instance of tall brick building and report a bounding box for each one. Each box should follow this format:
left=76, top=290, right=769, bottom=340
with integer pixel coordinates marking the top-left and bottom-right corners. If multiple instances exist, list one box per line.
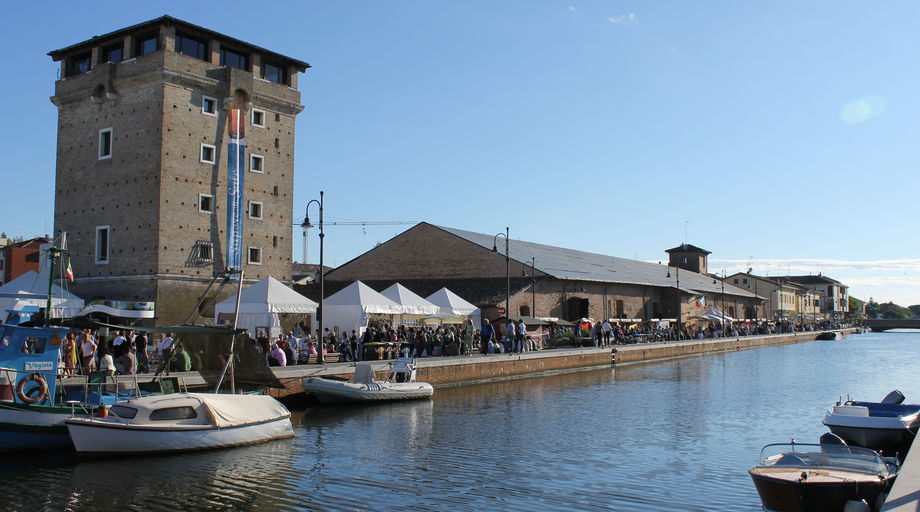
left=48, top=16, right=308, bottom=324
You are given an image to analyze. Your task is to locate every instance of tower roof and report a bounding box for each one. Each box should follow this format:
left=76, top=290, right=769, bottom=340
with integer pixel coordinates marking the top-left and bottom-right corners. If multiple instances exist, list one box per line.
left=665, top=243, right=711, bottom=255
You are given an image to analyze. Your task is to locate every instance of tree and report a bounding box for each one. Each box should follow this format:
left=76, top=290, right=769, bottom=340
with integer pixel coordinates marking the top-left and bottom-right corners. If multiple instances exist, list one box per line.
left=879, top=301, right=910, bottom=319
left=909, top=305, right=920, bottom=319
left=865, top=298, right=880, bottom=318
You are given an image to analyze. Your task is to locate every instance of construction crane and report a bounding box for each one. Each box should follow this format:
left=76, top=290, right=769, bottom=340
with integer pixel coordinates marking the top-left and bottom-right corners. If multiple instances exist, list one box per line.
left=296, top=219, right=416, bottom=264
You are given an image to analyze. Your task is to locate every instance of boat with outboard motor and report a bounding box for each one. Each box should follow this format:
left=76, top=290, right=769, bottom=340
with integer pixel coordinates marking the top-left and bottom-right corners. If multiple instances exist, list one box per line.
left=749, top=433, right=899, bottom=512
left=302, top=358, right=434, bottom=404
left=823, top=389, right=920, bottom=456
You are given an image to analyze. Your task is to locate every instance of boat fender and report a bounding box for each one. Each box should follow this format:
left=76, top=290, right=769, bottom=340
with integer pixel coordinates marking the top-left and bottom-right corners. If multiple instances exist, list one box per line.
left=842, top=499, right=869, bottom=512
left=96, top=406, right=109, bottom=418
left=15, top=373, right=47, bottom=404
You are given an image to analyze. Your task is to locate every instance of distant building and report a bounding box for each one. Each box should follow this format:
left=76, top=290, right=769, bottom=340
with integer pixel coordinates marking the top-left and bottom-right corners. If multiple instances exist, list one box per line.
left=48, top=16, right=309, bottom=324
left=784, top=274, right=849, bottom=318
left=726, top=272, right=838, bottom=321
left=319, top=222, right=760, bottom=324
left=0, top=237, right=52, bottom=286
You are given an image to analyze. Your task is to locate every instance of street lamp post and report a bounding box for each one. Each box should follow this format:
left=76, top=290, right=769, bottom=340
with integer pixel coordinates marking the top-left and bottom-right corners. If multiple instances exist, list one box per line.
left=304, top=191, right=325, bottom=364
left=492, top=228, right=510, bottom=323
left=522, top=257, right=536, bottom=316
left=667, top=266, right=681, bottom=340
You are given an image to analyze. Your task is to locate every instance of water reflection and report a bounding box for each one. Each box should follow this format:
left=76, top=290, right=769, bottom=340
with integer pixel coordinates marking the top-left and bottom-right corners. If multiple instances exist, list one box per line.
left=2, top=331, right=917, bottom=511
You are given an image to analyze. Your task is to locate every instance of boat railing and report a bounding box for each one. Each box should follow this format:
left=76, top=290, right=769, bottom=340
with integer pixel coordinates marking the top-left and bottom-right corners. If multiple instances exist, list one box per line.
left=0, top=365, right=69, bottom=404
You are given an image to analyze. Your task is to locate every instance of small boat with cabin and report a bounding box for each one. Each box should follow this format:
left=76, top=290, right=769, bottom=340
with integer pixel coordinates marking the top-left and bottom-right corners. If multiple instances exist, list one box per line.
left=823, top=389, right=920, bottom=456
left=749, top=433, right=899, bottom=512
left=302, top=358, right=434, bottom=404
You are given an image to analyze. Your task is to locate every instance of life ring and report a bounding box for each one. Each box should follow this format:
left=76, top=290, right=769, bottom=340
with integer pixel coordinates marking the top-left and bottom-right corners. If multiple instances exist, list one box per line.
left=16, top=374, right=48, bottom=404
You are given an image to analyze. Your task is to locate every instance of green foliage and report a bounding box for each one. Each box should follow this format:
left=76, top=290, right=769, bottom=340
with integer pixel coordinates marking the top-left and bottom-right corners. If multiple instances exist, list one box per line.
left=909, top=305, right=920, bottom=318
left=879, top=301, right=910, bottom=319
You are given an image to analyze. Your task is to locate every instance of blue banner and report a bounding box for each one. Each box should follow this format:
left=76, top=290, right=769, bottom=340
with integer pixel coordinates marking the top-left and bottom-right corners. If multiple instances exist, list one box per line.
left=226, top=108, right=245, bottom=272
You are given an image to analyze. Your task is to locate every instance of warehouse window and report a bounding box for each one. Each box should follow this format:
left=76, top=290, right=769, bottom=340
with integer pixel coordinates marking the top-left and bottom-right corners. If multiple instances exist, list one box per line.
left=200, top=144, right=216, bottom=164
left=98, top=128, right=113, bottom=160
left=95, top=226, right=110, bottom=264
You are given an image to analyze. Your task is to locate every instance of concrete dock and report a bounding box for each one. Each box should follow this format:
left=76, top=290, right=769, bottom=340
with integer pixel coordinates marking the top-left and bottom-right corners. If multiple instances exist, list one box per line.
left=882, top=433, right=920, bottom=511
left=261, top=329, right=851, bottom=399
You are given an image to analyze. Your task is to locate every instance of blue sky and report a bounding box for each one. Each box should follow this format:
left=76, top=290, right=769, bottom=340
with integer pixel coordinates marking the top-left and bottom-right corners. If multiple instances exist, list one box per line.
left=5, top=2, right=920, bottom=305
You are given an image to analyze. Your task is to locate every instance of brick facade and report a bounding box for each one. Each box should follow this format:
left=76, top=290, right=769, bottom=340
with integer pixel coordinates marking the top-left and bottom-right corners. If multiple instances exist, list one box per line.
left=49, top=17, right=307, bottom=324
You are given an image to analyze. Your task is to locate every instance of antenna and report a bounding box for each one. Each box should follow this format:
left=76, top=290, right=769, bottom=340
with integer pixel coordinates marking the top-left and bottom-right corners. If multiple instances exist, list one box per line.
left=684, top=220, right=689, bottom=243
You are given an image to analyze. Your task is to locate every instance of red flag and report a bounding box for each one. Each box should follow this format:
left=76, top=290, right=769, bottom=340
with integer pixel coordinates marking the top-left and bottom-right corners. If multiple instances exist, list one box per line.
left=65, top=260, right=74, bottom=282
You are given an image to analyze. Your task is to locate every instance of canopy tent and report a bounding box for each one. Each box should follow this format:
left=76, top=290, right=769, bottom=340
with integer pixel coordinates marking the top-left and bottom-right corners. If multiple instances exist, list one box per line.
left=323, top=281, right=402, bottom=336
left=380, top=283, right=440, bottom=316
left=689, top=307, right=735, bottom=323
left=424, top=287, right=480, bottom=329
left=214, top=276, right=317, bottom=338
left=425, top=288, right=477, bottom=315
left=0, top=270, right=84, bottom=320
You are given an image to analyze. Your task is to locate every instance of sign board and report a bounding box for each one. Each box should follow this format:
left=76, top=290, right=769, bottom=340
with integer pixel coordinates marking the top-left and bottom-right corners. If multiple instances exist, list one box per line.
left=497, top=306, right=506, bottom=316
left=24, top=361, right=54, bottom=372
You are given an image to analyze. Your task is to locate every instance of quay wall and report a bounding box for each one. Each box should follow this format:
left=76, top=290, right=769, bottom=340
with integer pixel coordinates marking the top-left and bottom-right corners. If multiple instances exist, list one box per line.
left=264, top=329, right=853, bottom=400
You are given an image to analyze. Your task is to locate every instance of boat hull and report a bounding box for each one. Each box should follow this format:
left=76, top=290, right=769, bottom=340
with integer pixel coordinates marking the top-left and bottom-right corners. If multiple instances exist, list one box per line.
left=749, top=470, right=890, bottom=512
left=65, top=417, right=294, bottom=455
left=824, top=423, right=914, bottom=456
left=302, top=377, right=434, bottom=404
left=0, top=402, right=78, bottom=452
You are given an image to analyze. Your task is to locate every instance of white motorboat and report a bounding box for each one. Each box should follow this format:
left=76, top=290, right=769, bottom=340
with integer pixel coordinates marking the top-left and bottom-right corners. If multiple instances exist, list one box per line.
left=749, top=434, right=899, bottom=512
left=65, top=393, right=293, bottom=454
left=302, top=359, right=434, bottom=404
left=823, top=390, right=920, bottom=456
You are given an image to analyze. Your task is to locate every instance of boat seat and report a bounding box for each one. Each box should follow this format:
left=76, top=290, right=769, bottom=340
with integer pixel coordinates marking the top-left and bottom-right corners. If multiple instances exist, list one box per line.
left=354, top=364, right=376, bottom=385
left=833, top=405, right=869, bottom=417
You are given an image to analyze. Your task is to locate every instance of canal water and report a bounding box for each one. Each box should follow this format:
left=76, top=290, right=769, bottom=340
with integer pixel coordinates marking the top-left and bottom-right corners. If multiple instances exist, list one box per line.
left=2, top=331, right=918, bottom=511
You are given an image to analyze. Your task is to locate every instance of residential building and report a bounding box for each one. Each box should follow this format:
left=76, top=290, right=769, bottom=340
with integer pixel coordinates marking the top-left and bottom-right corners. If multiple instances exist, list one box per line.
left=784, top=274, right=850, bottom=318
left=0, top=237, right=52, bottom=286
left=48, top=16, right=309, bottom=324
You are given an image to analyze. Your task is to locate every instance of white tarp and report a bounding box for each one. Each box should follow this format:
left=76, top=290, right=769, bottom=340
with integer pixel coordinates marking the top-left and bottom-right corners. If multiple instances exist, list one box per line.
left=0, top=270, right=84, bottom=318
left=425, top=288, right=478, bottom=315
left=213, top=276, right=317, bottom=337
left=323, top=281, right=402, bottom=336
left=193, top=393, right=290, bottom=428
left=690, top=307, right=734, bottom=323
left=380, top=283, right=440, bottom=315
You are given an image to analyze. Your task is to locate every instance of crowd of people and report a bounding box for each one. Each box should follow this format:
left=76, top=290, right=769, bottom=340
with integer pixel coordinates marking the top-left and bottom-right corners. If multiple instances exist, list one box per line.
left=61, top=328, right=186, bottom=376
left=567, top=318, right=850, bottom=345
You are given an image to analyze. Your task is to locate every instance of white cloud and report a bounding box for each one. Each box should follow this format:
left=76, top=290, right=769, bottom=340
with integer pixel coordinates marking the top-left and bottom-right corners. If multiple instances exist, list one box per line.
left=840, top=94, right=887, bottom=125
left=608, top=13, right=638, bottom=25
left=568, top=5, right=576, bottom=12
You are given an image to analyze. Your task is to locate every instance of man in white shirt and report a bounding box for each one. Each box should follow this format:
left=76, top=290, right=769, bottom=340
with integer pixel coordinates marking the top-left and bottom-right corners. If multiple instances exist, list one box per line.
left=601, top=320, right=612, bottom=347
left=516, top=319, right=527, bottom=352
left=157, top=333, right=174, bottom=359
left=111, top=330, right=127, bottom=357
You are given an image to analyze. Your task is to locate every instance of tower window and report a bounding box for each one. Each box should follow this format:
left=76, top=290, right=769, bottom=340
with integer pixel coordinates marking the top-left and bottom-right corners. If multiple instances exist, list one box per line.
left=67, top=53, right=91, bottom=77
left=200, top=144, right=216, bottom=164
left=95, top=226, right=110, bottom=264
left=176, top=33, right=208, bottom=61
left=248, top=201, right=263, bottom=220
left=248, top=247, right=262, bottom=265
left=197, top=242, right=213, bottom=261
left=198, top=194, right=214, bottom=213
left=202, top=95, right=218, bottom=116
left=261, top=62, right=287, bottom=85
left=104, top=44, right=123, bottom=63
left=251, top=109, right=265, bottom=127
left=250, top=154, right=264, bottom=173
left=220, top=48, right=249, bottom=71
left=136, top=34, right=158, bottom=56
left=98, top=128, right=113, bottom=160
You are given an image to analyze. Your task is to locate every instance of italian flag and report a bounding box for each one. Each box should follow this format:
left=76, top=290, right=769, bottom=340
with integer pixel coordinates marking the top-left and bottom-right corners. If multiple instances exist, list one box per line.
left=65, top=260, right=74, bottom=282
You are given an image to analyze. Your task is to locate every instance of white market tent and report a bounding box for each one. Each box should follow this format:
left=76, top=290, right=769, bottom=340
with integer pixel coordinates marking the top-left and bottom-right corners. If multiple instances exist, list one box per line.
left=425, top=288, right=478, bottom=315
left=323, top=281, right=402, bottom=336
left=214, top=276, right=317, bottom=338
left=424, top=287, right=480, bottom=327
left=689, top=307, right=735, bottom=323
left=380, top=283, right=440, bottom=325
left=0, top=270, right=84, bottom=319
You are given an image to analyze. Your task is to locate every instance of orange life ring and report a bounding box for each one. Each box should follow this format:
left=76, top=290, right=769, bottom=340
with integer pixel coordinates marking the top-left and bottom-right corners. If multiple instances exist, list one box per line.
left=16, top=374, right=48, bottom=404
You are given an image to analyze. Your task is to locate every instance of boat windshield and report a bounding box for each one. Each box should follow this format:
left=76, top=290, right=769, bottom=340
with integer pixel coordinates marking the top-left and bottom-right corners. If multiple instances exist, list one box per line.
left=757, top=443, right=889, bottom=475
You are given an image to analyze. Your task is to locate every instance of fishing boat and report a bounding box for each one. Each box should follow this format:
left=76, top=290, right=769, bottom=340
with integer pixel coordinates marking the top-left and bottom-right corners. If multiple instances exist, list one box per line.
left=749, top=434, right=898, bottom=512
left=302, top=358, right=434, bottom=404
left=65, top=392, right=293, bottom=454
left=823, top=390, right=920, bottom=456
left=816, top=331, right=842, bottom=340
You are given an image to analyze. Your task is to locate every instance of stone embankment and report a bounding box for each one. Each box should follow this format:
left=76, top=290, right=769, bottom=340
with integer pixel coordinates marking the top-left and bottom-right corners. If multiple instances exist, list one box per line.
left=261, top=329, right=855, bottom=399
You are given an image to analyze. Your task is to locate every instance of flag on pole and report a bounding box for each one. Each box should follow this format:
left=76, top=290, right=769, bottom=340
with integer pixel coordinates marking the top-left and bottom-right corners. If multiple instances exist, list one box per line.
left=65, top=260, right=74, bottom=282
left=695, top=295, right=705, bottom=308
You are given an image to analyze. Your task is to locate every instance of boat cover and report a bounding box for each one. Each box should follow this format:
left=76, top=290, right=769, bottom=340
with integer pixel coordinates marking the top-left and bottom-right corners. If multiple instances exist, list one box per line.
left=192, top=393, right=290, bottom=428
